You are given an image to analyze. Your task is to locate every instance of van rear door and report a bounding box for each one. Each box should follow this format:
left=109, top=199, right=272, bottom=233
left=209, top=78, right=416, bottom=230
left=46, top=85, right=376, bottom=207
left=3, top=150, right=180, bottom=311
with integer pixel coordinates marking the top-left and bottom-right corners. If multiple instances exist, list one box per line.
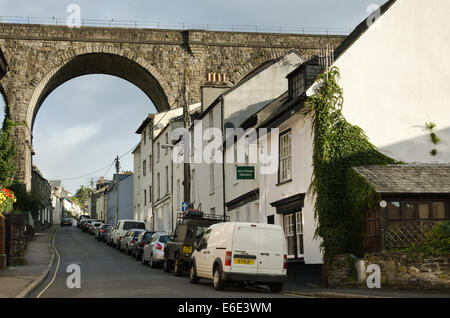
left=258, top=227, right=285, bottom=275
left=231, top=225, right=259, bottom=274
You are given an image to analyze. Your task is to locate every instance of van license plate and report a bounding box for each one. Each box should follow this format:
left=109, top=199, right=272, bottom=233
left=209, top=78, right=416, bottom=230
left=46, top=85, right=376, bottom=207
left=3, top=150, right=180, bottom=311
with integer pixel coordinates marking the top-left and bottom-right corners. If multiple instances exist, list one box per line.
left=182, top=246, right=192, bottom=254
left=234, top=259, right=254, bottom=265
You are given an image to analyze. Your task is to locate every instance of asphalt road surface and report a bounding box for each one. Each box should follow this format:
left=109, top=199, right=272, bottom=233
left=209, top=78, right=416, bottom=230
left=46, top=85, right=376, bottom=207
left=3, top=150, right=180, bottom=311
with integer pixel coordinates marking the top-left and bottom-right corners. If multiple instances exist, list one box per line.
left=30, top=225, right=304, bottom=298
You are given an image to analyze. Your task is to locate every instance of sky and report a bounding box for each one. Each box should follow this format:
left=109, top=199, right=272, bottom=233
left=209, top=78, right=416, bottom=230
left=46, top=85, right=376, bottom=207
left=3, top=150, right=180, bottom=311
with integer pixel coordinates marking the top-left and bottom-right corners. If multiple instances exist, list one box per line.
left=0, top=0, right=388, bottom=193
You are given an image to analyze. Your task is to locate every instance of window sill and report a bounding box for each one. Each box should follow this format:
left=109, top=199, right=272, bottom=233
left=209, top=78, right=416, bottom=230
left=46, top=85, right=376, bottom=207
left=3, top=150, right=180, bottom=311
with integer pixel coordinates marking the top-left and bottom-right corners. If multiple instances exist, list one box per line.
left=209, top=191, right=215, bottom=196
left=276, top=179, right=292, bottom=187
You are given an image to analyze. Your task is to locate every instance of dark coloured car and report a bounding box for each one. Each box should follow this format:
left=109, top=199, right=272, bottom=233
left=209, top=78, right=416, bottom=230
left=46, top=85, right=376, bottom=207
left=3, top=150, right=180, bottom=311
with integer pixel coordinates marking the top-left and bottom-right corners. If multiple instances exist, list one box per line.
left=132, top=230, right=156, bottom=261
left=164, top=209, right=228, bottom=276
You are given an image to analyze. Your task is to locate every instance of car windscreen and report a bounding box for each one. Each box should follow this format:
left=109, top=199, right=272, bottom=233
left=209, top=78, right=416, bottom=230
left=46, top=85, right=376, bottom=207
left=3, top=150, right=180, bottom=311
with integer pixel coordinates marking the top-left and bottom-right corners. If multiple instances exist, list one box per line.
left=133, top=230, right=144, bottom=238
left=159, top=235, right=171, bottom=243
left=94, top=223, right=101, bottom=227
left=123, top=222, right=145, bottom=230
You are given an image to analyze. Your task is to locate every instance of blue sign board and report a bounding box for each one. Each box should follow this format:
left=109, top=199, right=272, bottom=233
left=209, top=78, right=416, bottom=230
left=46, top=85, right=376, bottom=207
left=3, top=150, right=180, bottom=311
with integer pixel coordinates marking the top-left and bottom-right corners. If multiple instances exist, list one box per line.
left=182, top=201, right=189, bottom=212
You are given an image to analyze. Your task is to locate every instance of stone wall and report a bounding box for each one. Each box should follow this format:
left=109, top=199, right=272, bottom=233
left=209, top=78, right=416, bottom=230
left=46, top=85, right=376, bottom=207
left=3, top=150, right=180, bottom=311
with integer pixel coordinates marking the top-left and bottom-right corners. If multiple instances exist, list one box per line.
left=328, top=253, right=450, bottom=290
left=365, top=253, right=450, bottom=290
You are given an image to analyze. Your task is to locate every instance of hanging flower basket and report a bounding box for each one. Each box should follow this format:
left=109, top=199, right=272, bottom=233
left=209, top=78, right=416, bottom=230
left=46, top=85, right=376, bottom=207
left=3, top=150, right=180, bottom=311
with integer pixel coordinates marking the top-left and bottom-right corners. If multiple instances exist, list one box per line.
left=0, top=187, right=17, bottom=218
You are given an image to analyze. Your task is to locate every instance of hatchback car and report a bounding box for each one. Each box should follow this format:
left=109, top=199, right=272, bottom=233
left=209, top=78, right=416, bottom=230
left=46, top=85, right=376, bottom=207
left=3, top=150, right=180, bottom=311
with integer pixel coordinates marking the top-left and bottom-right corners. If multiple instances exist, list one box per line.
left=142, top=232, right=171, bottom=268
left=131, top=230, right=155, bottom=260
left=89, top=222, right=102, bottom=235
left=97, top=224, right=112, bottom=241
left=120, top=229, right=145, bottom=255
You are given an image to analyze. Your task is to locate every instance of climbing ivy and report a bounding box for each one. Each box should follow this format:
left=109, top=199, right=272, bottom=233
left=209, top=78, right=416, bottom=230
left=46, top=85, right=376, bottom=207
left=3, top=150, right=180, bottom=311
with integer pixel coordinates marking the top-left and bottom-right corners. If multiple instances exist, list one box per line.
left=0, top=103, right=17, bottom=188
left=307, top=66, right=399, bottom=261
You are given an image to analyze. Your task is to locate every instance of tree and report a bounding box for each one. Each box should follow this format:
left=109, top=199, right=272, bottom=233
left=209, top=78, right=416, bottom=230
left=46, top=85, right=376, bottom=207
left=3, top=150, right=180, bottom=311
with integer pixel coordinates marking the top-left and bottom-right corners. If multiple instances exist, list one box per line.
left=74, top=185, right=90, bottom=207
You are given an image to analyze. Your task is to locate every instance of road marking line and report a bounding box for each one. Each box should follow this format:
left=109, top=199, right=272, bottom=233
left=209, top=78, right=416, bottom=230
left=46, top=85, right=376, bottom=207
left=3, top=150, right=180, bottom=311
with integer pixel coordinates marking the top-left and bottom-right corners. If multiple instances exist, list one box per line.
left=36, top=226, right=61, bottom=298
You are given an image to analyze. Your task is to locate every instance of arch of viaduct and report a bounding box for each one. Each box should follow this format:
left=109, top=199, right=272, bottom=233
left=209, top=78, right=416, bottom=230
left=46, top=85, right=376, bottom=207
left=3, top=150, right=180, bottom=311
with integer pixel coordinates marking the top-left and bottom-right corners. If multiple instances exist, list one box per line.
left=0, top=23, right=344, bottom=189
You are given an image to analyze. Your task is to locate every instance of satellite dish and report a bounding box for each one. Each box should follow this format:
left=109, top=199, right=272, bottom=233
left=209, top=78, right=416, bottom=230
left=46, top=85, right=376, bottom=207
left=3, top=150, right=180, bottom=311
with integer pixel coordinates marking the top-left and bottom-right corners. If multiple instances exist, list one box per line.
left=379, top=200, right=387, bottom=208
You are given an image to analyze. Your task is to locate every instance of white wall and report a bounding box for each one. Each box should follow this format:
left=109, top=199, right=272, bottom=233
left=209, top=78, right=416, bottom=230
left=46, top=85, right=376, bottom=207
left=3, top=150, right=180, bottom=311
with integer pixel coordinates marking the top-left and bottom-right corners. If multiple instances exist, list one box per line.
left=258, top=113, right=322, bottom=264
left=333, top=0, right=450, bottom=163
left=191, top=102, right=225, bottom=216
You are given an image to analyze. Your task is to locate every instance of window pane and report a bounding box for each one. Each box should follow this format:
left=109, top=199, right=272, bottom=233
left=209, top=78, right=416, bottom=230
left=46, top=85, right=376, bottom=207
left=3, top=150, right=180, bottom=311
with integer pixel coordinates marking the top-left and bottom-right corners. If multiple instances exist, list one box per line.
left=418, top=204, right=430, bottom=219
left=432, top=202, right=446, bottom=219
left=402, top=203, right=416, bottom=220
left=387, top=202, right=401, bottom=220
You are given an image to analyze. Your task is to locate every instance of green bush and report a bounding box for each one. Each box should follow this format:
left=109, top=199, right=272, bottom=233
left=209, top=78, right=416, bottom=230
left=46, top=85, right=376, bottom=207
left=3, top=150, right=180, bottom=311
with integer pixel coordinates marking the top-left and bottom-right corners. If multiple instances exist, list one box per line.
left=402, top=221, right=450, bottom=257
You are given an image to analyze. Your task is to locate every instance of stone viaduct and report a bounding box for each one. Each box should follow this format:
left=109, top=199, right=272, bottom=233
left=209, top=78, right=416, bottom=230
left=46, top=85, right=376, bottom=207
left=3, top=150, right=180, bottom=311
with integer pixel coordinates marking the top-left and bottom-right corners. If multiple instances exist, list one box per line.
left=0, top=23, right=345, bottom=190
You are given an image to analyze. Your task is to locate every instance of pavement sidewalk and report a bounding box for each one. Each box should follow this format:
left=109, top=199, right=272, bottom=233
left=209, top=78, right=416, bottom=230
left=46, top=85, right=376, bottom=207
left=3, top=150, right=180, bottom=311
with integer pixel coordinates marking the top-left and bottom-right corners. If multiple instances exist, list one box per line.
left=281, top=279, right=450, bottom=298
left=0, top=225, right=56, bottom=298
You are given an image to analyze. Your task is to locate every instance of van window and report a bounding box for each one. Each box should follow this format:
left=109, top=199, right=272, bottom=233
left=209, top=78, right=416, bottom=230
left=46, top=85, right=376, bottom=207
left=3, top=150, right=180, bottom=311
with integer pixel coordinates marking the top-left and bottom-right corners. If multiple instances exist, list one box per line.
left=123, top=221, right=145, bottom=230
left=234, top=226, right=259, bottom=251
left=259, top=229, right=284, bottom=251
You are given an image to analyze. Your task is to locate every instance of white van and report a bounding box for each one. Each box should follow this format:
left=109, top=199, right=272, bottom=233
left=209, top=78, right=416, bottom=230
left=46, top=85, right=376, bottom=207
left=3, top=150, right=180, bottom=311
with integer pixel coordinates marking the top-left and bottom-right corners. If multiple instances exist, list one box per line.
left=111, top=219, right=146, bottom=248
left=189, top=222, right=287, bottom=292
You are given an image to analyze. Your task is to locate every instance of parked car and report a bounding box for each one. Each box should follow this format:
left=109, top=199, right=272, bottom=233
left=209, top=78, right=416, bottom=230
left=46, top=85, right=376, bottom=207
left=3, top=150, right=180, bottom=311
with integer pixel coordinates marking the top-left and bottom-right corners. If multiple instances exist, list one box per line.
left=110, top=220, right=146, bottom=248
left=93, top=222, right=105, bottom=238
left=132, top=230, right=156, bottom=260
left=97, top=224, right=112, bottom=241
left=142, top=232, right=171, bottom=268
left=82, top=219, right=97, bottom=232
left=77, top=215, right=90, bottom=228
left=120, top=229, right=145, bottom=254
left=106, top=227, right=115, bottom=246
left=89, top=222, right=103, bottom=235
left=189, top=222, right=287, bottom=292
left=61, top=218, right=72, bottom=226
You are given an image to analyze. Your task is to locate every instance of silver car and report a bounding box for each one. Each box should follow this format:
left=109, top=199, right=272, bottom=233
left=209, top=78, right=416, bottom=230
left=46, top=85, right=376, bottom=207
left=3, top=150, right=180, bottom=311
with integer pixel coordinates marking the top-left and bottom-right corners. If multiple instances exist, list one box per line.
left=142, top=232, right=171, bottom=268
left=120, top=229, right=145, bottom=255
left=90, top=222, right=103, bottom=235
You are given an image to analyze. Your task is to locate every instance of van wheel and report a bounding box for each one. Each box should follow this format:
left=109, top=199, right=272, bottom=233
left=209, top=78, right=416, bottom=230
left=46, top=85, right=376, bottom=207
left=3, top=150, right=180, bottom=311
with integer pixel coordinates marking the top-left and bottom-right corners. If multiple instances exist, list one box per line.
left=269, top=283, right=283, bottom=293
left=189, top=263, right=199, bottom=284
left=174, top=259, right=183, bottom=276
left=163, top=257, right=173, bottom=272
left=213, top=267, right=224, bottom=290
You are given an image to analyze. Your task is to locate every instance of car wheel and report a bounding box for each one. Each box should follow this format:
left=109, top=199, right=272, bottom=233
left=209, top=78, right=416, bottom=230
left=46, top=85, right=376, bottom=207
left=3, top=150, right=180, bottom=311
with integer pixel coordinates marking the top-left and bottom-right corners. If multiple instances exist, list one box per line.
left=127, top=246, right=131, bottom=255
left=163, top=257, right=172, bottom=273
left=174, top=259, right=183, bottom=276
left=142, top=254, right=148, bottom=265
left=189, top=262, right=199, bottom=284
left=150, top=253, right=158, bottom=269
left=213, top=267, right=224, bottom=290
left=269, top=283, right=283, bottom=293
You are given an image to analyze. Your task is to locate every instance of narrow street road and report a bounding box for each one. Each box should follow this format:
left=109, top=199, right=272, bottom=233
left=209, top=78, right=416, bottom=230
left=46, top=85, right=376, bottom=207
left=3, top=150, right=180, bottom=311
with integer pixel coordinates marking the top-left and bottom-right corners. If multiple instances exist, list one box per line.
left=30, top=225, right=303, bottom=298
